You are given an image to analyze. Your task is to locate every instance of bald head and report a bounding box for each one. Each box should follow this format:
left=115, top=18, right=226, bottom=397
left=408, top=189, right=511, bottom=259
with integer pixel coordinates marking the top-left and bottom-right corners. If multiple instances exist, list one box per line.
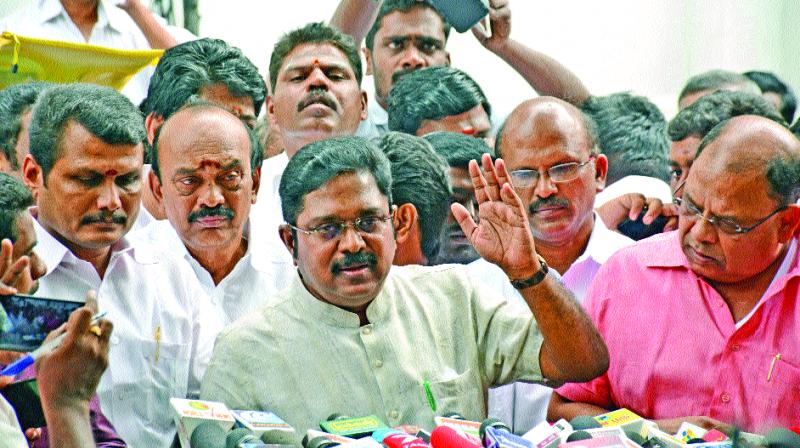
left=694, top=115, right=800, bottom=205
left=496, top=97, right=597, bottom=158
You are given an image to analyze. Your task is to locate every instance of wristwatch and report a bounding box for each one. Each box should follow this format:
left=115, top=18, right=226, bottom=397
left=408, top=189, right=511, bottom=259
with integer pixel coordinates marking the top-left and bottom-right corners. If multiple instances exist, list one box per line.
left=510, top=255, right=549, bottom=289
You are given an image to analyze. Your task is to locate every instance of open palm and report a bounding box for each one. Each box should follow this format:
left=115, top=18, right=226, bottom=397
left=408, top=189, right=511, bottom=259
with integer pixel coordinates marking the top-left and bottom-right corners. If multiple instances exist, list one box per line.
left=452, top=154, right=539, bottom=280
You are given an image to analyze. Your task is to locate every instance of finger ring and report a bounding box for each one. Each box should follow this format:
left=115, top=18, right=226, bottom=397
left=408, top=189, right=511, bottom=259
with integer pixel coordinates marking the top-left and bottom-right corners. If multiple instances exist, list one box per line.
left=89, top=325, right=102, bottom=337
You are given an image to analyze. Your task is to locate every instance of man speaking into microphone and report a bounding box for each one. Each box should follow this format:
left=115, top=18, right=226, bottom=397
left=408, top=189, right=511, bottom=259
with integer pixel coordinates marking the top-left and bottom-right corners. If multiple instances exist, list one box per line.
left=200, top=136, right=608, bottom=440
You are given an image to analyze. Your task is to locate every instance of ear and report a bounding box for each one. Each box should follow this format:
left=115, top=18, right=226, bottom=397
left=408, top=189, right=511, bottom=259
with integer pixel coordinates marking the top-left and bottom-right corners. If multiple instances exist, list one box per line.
left=393, top=203, right=417, bottom=244
left=593, top=153, right=608, bottom=192
left=145, top=113, right=164, bottom=146
left=148, top=169, right=164, bottom=205
left=278, top=224, right=298, bottom=264
left=363, top=47, right=373, bottom=76
left=445, top=51, right=451, bottom=66
left=21, top=154, right=42, bottom=200
left=359, top=91, right=368, bottom=121
left=267, top=95, right=276, bottom=119
left=250, top=166, right=262, bottom=203
left=778, top=204, right=800, bottom=242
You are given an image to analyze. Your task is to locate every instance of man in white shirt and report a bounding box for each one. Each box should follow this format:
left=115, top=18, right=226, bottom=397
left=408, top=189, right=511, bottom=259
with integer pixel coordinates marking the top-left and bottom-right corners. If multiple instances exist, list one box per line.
left=135, top=103, right=293, bottom=325
left=1, top=0, right=193, bottom=105
left=249, top=22, right=368, bottom=264
left=478, top=97, right=633, bottom=433
left=21, top=83, right=219, bottom=448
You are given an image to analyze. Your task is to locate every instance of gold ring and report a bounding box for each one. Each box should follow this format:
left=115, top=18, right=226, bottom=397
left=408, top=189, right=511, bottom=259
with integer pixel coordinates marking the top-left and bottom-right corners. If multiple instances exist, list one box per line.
left=89, top=325, right=102, bottom=337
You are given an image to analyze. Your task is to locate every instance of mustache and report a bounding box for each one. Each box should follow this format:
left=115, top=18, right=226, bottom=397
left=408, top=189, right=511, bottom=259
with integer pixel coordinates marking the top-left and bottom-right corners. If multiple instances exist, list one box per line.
left=80, top=211, right=127, bottom=226
left=529, top=196, right=570, bottom=214
left=331, top=251, right=377, bottom=274
left=188, top=206, right=235, bottom=223
left=391, top=67, right=418, bottom=84
left=297, top=90, right=338, bottom=112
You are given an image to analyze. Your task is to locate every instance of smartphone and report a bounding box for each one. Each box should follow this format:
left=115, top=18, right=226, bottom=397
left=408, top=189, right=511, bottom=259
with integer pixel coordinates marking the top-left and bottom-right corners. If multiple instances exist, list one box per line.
left=0, top=294, right=82, bottom=352
left=617, top=212, right=668, bottom=241
left=429, top=0, right=490, bottom=33
left=0, top=378, right=44, bottom=429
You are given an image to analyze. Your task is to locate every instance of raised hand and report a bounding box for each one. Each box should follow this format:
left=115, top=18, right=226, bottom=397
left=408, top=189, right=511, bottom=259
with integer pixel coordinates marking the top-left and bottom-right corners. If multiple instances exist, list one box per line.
left=452, top=154, right=539, bottom=280
left=471, top=0, right=512, bottom=52
left=0, top=238, right=31, bottom=295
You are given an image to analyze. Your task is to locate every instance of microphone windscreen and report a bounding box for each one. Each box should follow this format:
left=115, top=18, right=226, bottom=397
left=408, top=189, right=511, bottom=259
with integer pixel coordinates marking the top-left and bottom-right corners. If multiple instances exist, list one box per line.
left=190, top=421, right=226, bottom=448
left=566, top=430, right=593, bottom=442
left=624, top=429, right=646, bottom=446
left=306, top=436, right=340, bottom=448
left=479, top=418, right=510, bottom=439
left=226, top=428, right=254, bottom=448
left=765, top=428, right=800, bottom=448
left=430, top=426, right=481, bottom=448
left=569, top=415, right=602, bottom=430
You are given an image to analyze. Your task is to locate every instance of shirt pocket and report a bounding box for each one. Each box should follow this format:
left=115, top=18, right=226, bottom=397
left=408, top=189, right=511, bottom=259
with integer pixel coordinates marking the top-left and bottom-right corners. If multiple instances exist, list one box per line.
left=427, top=368, right=485, bottom=422
left=111, top=338, right=191, bottom=430
left=755, top=353, right=800, bottom=425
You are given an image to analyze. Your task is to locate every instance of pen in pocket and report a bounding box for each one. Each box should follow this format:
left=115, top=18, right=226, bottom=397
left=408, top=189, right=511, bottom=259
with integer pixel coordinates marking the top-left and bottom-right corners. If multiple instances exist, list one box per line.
left=766, top=353, right=781, bottom=382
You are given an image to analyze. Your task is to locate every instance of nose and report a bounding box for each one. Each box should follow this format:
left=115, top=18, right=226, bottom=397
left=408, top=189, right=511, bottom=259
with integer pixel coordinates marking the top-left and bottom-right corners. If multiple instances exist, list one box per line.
left=97, top=181, right=121, bottom=211
left=198, top=182, right=225, bottom=208
left=337, top=224, right=367, bottom=253
left=307, top=67, right=330, bottom=90
left=688, top=213, right=719, bottom=245
left=400, top=46, right=426, bottom=70
left=534, top=171, right=558, bottom=198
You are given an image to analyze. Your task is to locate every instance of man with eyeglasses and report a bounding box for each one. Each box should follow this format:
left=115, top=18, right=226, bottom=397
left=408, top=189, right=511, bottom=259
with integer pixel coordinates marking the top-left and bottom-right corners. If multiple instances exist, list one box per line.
left=549, top=115, right=800, bottom=433
left=473, top=97, right=633, bottom=433
left=200, top=136, right=609, bottom=442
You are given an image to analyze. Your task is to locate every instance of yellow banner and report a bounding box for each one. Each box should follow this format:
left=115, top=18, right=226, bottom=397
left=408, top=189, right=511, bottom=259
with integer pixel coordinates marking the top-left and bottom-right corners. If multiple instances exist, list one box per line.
left=0, top=31, right=162, bottom=90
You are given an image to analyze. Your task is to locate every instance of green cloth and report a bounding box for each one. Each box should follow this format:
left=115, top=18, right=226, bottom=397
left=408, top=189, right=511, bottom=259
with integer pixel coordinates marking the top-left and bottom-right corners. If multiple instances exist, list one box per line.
left=201, top=264, right=545, bottom=440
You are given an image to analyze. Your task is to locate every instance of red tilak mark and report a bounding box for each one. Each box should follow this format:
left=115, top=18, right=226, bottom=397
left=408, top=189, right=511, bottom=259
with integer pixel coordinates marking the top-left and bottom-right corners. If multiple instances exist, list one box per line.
left=312, top=59, right=320, bottom=66
left=461, top=127, right=476, bottom=136
left=105, top=169, right=118, bottom=176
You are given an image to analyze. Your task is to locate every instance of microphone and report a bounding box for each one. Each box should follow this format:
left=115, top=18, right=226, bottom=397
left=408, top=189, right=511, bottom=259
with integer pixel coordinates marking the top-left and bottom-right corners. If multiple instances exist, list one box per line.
left=373, top=429, right=431, bottom=448
left=230, top=410, right=296, bottom=444
left=479, top=418, right=511, bottom=442
left=519, top=421, right=560, bottom=448
left=226, top=428, right=267, bottom=448
left=191, top=421, right=227, bottom=448
left=306, top=436, right=341, bottom=448
left=429, top=426, right=482, bottom=448
left=623, top=429, right=647, bottom=446
left=433, top=415, right=482, bottom=439
left=565, top=431, right=592, bottom=442
left=171, top=399, right=236, bottom=448
left=765, top=428, right=800, bottom=448
left=319, top=414, right=389, bottom=439
left=569, top=415, right=602, bottom=430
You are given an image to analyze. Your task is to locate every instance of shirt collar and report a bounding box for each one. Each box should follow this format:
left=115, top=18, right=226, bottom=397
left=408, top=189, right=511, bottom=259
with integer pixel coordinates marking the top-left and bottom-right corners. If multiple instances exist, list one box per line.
left=37, top=0, right=124, bottom=33
left=36, top=0, right=66, bottom=25
left=369, top=100, right=388, bottom=127
left=574, top=212, right=634, bottom=265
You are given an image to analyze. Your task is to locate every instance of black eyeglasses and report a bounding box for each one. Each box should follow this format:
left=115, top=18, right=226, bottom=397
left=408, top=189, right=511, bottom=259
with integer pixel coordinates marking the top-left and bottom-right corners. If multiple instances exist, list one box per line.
left=287, top=212, right=394, bottom=241
left=509, top=155, right=596, bottom=189
left=672, top=182, right=787, bottom=235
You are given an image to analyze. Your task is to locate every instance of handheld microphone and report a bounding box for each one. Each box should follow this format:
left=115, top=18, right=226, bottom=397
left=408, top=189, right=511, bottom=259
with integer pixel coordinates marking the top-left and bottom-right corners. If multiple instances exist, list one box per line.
left=232, top=410, right=295, bottom=444
left=171, top=399, right=236, bottom=448
left=568, top=415, right=602, bottom=430
left=191, top=421, right=227, bottom=448
left=519, top=421, right=560, bottom=448
left=306, top=436, right=341, bottom=448
left=373, top=429, right=431, bottom=448
left=319, top=415, right=389, bottom=439
left=565, top=431, right=592, bottom=442
left=429, top=425, right=482, bottom=448
left=484, top=426, right=535, bottom=448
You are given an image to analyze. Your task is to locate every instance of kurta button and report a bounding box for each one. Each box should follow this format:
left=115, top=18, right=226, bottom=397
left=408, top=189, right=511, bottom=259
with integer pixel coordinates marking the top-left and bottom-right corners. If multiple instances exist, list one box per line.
left=731, top=344, right=740, bottom=351
left=361, top=327, right=371, bottom=335
left=389, top=410, right=399, bottom=419
left=374, top=360, right=383, bottom=368
left=721, top=393, right=731, bottom=403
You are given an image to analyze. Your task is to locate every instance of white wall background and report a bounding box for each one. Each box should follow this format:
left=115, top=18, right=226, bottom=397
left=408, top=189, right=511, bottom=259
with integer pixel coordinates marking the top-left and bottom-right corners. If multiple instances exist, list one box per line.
left=2, top=0, right=798, bottom=120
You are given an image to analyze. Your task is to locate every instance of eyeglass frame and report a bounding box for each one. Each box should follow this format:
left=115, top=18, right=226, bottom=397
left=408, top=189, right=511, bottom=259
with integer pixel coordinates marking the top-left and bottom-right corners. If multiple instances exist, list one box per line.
left=671, top=181, right=788, bottom=235
left=285, top=207, right=396, bottom=241
left=509, top=155, right=597, bottom=188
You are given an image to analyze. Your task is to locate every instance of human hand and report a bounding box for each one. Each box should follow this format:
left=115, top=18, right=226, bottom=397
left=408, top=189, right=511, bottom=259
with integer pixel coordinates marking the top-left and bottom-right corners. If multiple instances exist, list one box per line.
left=452, top=154, right=539, bottom=280
left=0, top=239, right=33, bottom=295
left=114, top=0, right=144, bottom=14
left=596, top=193, right=679, bottom=232
left=35, top=291, right=112, bottom=410
left=471, top=0, right=512, bottom=52
left=654, top=416, right=733, bottom=436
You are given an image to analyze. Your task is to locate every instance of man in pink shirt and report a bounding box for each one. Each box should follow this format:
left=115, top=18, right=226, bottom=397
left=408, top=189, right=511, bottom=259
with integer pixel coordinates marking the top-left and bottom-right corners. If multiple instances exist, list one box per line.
left=549, top=115, right=800, bottom=434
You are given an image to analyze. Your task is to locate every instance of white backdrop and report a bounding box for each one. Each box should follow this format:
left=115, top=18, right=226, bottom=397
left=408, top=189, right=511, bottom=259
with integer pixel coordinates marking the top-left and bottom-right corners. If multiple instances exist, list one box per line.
left=2, top=0, right=798, bottom=120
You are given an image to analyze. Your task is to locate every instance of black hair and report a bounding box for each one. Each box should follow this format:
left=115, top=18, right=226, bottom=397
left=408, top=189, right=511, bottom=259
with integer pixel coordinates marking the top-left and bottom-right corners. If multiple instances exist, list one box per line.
left=387, top=66, right=490, bottom=135
left=375, top=132, right=451, bottom=262
left=582, top=93, right=670, bottom=183
left=29, top=83, right=145, bottom=183
left=0, top=82, right=52, bottom=170
left=669, top=90, right=786, bottom=142
left=423, top=131, right=491, bottom=168
left=678, top=69, right=759, bottom=105
left=141, top=38, right=266, bottom=120
left=269, top=22, right=362, bottom=93
left=0, top=173, right=34, bottom=242
left=365, top=0, right=451, bottom=51
left=743, top=70, right=797, bottom=123
left=151, top=100, right=263, bottom=182
left=280, top=136, right=392, bottom=225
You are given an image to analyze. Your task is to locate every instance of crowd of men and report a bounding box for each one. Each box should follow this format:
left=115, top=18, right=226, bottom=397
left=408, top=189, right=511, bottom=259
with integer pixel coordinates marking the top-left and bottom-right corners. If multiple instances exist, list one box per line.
left=0, top=0, right=798, bottom=446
